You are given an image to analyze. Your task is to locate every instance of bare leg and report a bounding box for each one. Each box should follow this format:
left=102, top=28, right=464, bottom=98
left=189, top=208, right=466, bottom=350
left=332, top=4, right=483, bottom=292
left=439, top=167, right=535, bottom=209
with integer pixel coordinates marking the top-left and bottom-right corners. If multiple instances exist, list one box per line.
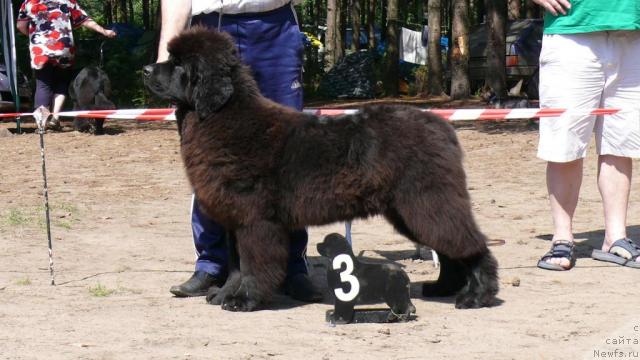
left=544, top=159, right=582, bottom=269
left=52, top=94, right=66, bottom=122
left=597, top=155, right=636, bottom=264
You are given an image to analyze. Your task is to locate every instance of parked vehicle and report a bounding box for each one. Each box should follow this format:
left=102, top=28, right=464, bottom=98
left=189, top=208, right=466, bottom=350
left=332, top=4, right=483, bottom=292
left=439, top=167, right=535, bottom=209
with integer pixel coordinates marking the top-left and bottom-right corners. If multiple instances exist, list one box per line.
left=468, top=18, right=542, bottom=99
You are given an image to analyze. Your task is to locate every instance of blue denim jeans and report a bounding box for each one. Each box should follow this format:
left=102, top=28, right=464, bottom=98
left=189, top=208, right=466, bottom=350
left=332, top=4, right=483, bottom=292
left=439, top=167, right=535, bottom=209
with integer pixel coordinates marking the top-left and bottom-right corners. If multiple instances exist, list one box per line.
left=190, top=3, right=308, bottom=278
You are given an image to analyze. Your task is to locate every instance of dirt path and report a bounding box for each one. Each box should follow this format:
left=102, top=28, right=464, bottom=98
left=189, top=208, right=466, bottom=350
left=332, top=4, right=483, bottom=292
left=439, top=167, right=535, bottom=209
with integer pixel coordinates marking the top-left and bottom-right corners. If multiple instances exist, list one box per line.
left=1, top=120, right=638, bottom=360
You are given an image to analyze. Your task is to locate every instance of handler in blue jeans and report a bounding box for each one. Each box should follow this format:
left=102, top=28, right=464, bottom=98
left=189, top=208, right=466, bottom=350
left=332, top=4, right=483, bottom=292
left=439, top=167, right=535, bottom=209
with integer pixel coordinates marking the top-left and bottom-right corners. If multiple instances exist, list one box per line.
left=156, top=0, right=321, bottom=302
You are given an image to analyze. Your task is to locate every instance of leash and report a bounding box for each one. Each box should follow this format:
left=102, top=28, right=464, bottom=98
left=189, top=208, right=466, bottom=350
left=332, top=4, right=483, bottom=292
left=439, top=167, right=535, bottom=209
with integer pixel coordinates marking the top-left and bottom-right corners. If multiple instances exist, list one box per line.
left=99, top=41, right=106, bottom=68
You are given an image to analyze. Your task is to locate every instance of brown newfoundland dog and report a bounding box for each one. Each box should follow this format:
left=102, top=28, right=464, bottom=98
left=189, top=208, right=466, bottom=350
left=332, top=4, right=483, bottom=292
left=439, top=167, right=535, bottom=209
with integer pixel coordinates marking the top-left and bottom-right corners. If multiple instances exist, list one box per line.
left=143, top=27, right=498, bottom=312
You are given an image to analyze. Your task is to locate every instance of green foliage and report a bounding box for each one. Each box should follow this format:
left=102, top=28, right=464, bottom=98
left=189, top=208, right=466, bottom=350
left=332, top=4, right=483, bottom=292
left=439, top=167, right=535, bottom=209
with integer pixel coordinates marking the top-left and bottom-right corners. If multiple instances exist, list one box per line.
left=5, top=208, right=29, bottom=226
left=1, top=203, right=79, bottom=230
left=88, top=283, right=115, bottom=297
left=15, top=277, right=32, bottom=286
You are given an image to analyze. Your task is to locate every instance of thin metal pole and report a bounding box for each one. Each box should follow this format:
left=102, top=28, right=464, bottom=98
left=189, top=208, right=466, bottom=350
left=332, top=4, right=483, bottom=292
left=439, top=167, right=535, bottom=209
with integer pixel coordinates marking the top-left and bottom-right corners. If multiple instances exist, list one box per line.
left=36, top=110, right=55, bottom=286
left=345, top=221, right=352, bottom=247
left=33, top=106, right=56, bottom=285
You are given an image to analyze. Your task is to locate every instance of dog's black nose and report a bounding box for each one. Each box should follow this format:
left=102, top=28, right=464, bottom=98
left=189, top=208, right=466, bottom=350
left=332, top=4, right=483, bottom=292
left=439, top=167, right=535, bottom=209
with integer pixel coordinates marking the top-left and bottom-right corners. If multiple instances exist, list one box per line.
left=143, top=65, right=154, bottom=77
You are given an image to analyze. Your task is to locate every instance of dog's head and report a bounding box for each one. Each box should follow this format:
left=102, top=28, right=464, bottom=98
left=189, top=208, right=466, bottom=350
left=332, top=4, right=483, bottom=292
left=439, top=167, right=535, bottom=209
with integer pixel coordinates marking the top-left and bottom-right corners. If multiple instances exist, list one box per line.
left=143, top=27, right=242, bottom=118
left=317, top=233, right=354, bottom=259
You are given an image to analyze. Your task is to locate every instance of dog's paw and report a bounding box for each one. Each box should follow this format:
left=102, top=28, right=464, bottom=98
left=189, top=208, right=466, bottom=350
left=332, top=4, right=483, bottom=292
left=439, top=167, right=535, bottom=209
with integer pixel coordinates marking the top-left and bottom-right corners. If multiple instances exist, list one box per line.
left=206, top=273, right=239, bottom=305
left=219, top=277, right=261, bottom=312
left=220, top=292, right=260, bottom=312
left=454, top=292, right=482, bottom=309
left=454, top=291, right=497, bottom=309
left=205, top=286, right=224, bottom=305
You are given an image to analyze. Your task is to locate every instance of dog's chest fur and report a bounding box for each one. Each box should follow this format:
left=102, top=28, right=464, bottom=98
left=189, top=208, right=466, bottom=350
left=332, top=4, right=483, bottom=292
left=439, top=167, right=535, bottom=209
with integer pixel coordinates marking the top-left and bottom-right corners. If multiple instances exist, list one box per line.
left=177, top=108, right=286, bottom=227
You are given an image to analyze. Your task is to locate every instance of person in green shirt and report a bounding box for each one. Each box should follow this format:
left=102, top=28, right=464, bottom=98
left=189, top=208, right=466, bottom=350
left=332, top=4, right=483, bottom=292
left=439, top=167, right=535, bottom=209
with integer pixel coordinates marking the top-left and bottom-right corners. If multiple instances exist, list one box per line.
left=534, top=0, right=640, bottom=270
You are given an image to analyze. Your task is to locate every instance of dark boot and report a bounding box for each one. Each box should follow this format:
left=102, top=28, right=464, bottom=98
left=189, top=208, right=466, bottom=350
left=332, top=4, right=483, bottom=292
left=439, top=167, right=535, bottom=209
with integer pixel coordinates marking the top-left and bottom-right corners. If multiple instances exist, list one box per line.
left=170, top=271, right=225, bottom=297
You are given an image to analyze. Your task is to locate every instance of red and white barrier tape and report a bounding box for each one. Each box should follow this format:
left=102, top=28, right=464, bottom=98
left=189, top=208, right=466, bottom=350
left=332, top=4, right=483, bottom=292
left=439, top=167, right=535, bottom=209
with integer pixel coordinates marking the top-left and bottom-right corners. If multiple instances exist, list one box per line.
left=0, top=108, right=176, bottom=121
left=0, top=107, right=636, bottom=122
left=304, top=108, right=634, bottom=120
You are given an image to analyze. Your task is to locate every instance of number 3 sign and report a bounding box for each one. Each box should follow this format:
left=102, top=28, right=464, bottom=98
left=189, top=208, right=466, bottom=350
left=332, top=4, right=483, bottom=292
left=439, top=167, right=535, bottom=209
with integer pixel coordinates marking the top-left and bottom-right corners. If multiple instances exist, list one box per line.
left=332, top=254, right=360, bottom=302
left=317, top=233, right=416, bottom=324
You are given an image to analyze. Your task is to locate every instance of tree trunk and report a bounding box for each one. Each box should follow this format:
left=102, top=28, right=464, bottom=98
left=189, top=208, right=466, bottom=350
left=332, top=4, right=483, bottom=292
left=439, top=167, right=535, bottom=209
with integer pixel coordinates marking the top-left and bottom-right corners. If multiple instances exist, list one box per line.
left=104, top=1, right=113, bottom=24
left=508, top=0, right=521, bottom=20
left=142, top=0, right=150, bottom=29
left=427, top=0, right=444, bottom=96
left=450, top=0, right=470, bottom=99
left=316, top=0, right=323, bottom=30
left=341, top=0, right=347, bottom=53
left=485, top=0, right=507, bottom=98
left=129, top=0, right=134, bottom=24
left=471, top=0, right=485, bottom=25
left=118, top=0, right=128, bottom=23
left=325, top=0, right=344, bottom=71
left=154, top=0, right=162, bottom=31
left=351, top=0, right=362, bottom=51
left=380, top=0, right=387, bottom=42
left=367, top=0, right=377, bottom=50
left=384, top=0, right=399, bottom=96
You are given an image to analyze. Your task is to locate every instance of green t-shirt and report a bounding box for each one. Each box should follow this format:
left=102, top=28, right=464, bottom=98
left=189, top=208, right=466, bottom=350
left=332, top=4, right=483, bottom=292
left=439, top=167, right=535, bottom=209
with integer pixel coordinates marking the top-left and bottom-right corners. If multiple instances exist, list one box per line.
left=544, top=0, right=640, bottom=34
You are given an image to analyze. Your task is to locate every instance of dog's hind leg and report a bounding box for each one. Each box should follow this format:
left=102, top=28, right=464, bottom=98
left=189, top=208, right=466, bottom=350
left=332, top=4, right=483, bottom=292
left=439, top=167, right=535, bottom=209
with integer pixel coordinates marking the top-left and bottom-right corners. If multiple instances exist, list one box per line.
left=388, top=189, right=499, bottom=308
left=453, top=250, right=499, bottom=309
left=422, top=253, right=468, bottom=297
left=215, top=221, right=289, bottom=312
left=383, top=208, right=466, bottom=296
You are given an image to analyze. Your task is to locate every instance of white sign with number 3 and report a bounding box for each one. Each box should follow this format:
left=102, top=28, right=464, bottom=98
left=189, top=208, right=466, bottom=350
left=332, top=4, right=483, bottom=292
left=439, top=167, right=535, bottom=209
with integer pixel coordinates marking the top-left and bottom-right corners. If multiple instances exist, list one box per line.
left=332, top=254, right=360, bottom=302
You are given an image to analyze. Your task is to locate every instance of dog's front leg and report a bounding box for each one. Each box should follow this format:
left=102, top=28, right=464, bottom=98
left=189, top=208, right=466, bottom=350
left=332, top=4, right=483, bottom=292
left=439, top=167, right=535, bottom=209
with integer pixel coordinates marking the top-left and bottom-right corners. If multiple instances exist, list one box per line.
left=207, top=231, right=240, bottom=305
left=216, top=221, right=289, bottom=312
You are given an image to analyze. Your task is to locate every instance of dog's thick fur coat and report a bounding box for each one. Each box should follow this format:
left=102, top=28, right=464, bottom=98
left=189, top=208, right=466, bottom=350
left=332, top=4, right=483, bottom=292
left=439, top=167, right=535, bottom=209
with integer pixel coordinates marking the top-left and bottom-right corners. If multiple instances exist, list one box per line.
left=144, top=28, right=499, bottom=311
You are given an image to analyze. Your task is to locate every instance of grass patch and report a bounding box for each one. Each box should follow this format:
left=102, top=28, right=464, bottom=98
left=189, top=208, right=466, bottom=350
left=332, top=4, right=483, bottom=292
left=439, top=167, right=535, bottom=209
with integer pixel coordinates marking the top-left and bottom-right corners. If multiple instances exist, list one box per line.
left=88, top=283, right=115, bottom=297
left=5, top=209, right=30, bottom=226
left=56, top=202, right=78, bottom=214
left=15, top=277, right=31, bottom=286
left=2, top=203, right=80, bottom=231
left=56, top=221, right=72, bottom=230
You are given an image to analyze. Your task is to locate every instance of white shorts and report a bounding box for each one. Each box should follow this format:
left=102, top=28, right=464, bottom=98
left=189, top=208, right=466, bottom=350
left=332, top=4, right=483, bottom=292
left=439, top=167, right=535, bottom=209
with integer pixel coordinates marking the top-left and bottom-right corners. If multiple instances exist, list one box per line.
left=537, top=31, right=640, bottom=162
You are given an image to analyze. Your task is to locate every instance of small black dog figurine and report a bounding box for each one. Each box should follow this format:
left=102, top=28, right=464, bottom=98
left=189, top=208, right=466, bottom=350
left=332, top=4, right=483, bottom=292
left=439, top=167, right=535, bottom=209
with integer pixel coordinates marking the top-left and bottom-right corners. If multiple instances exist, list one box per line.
left=317, top=233, right=416, bottom=324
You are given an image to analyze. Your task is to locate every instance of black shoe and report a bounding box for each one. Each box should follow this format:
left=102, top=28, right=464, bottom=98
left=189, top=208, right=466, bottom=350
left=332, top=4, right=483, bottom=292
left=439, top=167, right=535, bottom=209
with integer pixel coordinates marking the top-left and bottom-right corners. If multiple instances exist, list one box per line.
left=170, top=271, right=225, bottom=297
left=284, top=273, right=323, bottom=303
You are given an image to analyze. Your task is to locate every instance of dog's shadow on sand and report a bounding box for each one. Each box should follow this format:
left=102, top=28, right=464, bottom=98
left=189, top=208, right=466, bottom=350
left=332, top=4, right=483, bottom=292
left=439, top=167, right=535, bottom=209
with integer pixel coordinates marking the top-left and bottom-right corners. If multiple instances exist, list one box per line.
left=535, top=224, right=640, bottom=259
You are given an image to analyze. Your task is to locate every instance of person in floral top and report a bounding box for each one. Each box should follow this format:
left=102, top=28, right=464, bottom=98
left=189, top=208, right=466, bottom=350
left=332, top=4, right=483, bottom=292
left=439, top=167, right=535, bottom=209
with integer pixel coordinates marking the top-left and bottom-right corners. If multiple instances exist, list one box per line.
left=16, top=0, right=115, bottom=128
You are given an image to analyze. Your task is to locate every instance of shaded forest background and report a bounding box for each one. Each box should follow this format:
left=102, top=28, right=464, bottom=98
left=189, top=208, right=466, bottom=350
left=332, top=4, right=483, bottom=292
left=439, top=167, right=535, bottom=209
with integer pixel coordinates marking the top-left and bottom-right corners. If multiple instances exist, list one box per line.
left=9, top=0, right=544, bottom=109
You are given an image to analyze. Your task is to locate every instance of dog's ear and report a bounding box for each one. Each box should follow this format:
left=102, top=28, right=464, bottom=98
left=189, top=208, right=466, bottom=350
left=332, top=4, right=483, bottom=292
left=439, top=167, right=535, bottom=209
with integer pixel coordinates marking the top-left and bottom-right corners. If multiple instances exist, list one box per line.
left=191, top=59, right=234, bottom=119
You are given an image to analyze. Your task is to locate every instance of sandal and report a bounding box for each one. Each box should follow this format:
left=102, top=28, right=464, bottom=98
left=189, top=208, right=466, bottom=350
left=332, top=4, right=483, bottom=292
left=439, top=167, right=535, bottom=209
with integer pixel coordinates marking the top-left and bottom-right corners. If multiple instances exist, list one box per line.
left=537, top=240, right=576, bottom=271
left=591, top=238, right=640, bottom=269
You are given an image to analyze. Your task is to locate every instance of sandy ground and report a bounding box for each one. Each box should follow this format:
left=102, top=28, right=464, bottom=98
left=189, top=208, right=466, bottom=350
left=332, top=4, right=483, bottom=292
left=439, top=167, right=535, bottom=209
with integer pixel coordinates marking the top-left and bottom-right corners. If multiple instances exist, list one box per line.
left=1, top=118, right=639, bottom=360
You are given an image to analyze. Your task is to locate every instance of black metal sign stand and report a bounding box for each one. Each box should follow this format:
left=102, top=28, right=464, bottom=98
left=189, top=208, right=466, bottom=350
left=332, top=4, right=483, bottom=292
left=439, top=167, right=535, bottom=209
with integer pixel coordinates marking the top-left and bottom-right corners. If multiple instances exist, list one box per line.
left=317, top=233, right=416, bottom=325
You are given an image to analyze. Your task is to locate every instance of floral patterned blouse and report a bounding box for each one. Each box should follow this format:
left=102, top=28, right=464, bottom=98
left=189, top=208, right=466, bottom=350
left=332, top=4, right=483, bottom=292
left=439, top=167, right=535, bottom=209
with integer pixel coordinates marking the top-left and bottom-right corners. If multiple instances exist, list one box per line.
left=17, top=0, right=90, bottom=69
